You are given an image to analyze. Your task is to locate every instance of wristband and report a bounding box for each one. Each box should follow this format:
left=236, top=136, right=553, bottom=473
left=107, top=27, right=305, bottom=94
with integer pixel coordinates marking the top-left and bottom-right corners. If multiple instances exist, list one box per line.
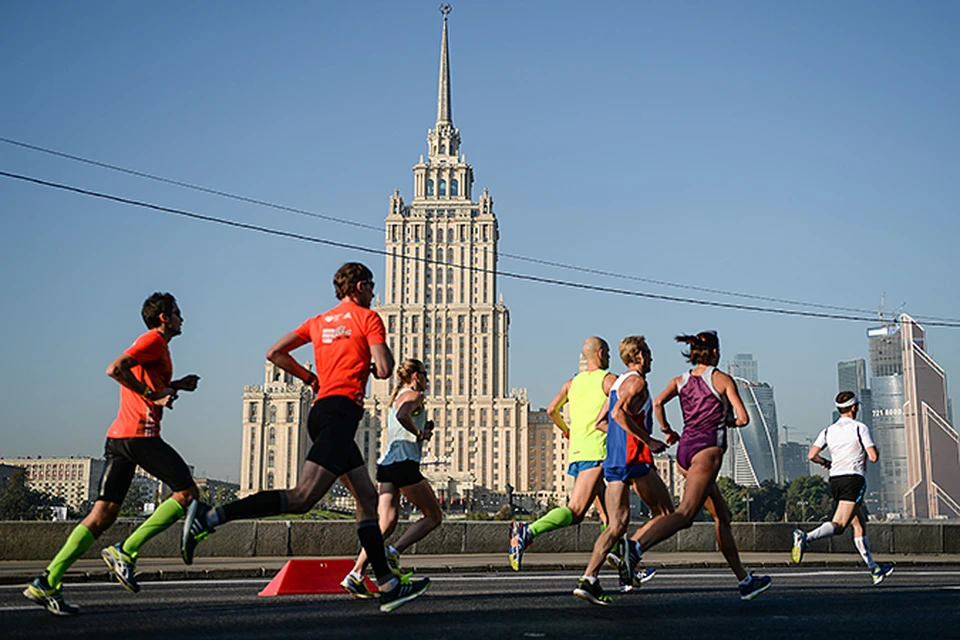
left=303, top=373, right=317, bottom=386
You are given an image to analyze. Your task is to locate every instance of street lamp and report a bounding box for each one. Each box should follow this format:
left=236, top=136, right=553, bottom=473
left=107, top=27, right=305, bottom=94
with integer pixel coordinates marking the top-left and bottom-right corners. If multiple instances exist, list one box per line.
left=797, top=499, right=809, bottom=522
left=742, top=496, right=754, bottom=522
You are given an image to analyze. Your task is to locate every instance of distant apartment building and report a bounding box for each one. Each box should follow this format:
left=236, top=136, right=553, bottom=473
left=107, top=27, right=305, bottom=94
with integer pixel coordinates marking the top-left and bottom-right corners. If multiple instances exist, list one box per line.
left=900, top=314, right=960, bottom=518
left=0, top=456, right=105, bottom=511
left=239, top=362, right=314, bottom=499
left=526, top=408, right=570, bottom=502
left=778, top=441, right=810, bottom=483
left=728, top=378, right=780, bottom=486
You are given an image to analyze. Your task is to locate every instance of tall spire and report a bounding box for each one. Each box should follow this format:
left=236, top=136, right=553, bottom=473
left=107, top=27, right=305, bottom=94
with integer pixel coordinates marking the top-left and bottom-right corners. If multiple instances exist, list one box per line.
left=436, top=4, right=453, bottom=127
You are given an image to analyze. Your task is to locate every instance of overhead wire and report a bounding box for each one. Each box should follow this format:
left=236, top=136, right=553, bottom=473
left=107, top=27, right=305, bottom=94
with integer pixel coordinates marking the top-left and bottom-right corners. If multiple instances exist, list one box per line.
left=5, top=136, right=950, bottom=323
left=3, top=168, right=959, bottom=328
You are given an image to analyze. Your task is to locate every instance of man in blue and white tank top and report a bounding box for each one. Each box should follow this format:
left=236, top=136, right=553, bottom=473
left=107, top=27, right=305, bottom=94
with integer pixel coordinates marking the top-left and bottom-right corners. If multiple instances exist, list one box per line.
left=791, top=391, right=893, bottom=585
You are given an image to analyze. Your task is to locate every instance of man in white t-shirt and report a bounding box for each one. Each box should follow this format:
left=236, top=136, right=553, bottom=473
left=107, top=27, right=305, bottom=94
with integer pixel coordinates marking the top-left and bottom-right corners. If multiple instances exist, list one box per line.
left=790, top=391, right=893, bottom=585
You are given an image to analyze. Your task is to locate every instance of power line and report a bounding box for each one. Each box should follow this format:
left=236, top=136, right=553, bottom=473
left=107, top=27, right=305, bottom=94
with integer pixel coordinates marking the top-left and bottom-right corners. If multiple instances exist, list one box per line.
left=4, top=168, right=959, bottom=328
left=6, top=135, right=950, bottom=323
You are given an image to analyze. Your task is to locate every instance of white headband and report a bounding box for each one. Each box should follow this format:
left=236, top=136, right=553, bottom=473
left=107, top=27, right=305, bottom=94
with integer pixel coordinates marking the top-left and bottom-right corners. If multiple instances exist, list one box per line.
left=835, top=395, right=859, bottom=410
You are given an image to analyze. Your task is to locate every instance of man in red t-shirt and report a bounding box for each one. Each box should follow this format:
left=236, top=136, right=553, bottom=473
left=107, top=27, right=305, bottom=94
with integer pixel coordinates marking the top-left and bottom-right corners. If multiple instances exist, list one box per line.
left=24, top=293, right=202, bottom=616
left=183, top=263, right=430, bottom=613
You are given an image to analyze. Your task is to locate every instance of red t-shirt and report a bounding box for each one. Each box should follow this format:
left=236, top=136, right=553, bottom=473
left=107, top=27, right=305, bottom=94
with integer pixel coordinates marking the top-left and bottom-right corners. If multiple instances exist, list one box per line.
left=106, top=330, right=172, bottom=439
left=294, top=300, right=386, bottom=405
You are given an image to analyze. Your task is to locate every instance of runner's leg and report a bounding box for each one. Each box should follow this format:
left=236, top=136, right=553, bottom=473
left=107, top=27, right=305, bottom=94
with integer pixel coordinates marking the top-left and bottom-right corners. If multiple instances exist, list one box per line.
left=391, top=480, right=443, bottom=553
left=702, top=483, right=747, bottom=581
left=585, top=481, right=629, bottom=577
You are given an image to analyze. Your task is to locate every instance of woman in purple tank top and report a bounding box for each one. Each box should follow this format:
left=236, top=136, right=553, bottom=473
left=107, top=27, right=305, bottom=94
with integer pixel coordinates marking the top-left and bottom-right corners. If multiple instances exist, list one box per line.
left=628, top=331, right=771, bottom=600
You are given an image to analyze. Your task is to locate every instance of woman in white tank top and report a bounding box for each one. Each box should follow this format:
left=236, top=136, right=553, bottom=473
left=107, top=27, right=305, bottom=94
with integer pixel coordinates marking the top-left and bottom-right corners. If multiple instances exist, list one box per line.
left=341, top=359, right=444, bottom=597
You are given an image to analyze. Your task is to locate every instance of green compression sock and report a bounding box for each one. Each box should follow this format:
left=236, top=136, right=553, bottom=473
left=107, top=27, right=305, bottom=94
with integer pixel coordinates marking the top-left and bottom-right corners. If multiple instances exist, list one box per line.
left=529, top=507, right=574, bottom=537
left=46, top=524, right=95, bottom=589
left=121, top=498, right=185, bottom=559
left=600, top=522, right=607, bottom=532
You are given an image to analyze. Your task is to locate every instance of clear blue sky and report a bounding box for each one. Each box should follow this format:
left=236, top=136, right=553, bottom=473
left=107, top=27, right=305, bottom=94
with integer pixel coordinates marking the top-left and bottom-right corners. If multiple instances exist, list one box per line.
left=2, top=1, right=958, bottom=481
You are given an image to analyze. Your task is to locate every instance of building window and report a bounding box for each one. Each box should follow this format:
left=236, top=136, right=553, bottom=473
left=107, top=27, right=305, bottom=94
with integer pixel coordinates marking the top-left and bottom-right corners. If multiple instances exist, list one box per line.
left=286, top=402, right=295, bottom=423
left=248, top=403, right=258, bottom=423
left=268, top=450, right=275, bottom=467
left=269, top=427, right=276, bottom=445
left=450, top=179, right=459, bottom=196
left=438, top=228, right=444, bottom=243
left=267, top=472, right=274, bottom=489
left=439, top=179, right=446, bottom=196
left=269, top=405, right=277, bottom=423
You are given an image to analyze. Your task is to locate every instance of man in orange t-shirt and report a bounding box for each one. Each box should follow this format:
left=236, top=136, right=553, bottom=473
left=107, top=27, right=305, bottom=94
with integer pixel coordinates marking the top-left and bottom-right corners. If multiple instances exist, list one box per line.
left=24, top=293, right=202, bottom=616
left=183, top=262, right=431, bottom=613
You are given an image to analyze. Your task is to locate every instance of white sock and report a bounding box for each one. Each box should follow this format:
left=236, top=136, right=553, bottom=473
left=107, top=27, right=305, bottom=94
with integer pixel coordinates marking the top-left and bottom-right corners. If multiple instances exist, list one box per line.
left=805, top=522, right=836, bottom=542
left=349, top=570, right=364, bottom=580
left=854, top=536, right=877, bottom=570
left=581, top=575, right=598, bottom=584
left=738, top=573, right=753, bottom=586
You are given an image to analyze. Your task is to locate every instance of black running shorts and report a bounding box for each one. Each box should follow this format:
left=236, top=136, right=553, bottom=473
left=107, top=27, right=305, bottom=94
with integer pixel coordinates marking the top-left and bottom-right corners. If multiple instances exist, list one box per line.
left=305, top=396, right=366, bottom=476
left=98, top=437, right=195, bottom=504
left=829, top=474, right=866, bottom=504
left=376, top=460, right=425, bottom=488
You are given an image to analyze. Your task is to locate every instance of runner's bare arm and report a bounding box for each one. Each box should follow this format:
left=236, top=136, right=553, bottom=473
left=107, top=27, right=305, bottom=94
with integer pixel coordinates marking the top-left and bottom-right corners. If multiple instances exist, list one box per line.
left=714, top=370, right=749, bottom=427
left=266, top=332, right=316, bottom=391
left=370, top=343, right=394, bottom=379
left=653, top=377, right=681, bottom=444
left=601, top=372, right=617, bottom=396
left=611, top=376, right=667, bottom=453
left=594, top=397, right=610, bottom=433
left=808, top=444, right=831, bottom=469
left=394, top=392, right=425, bottom=437
left=547, top=380, right=572, bottom=437
left=106, top=353, right=176, bottom=407
left=171, top=374, right=200, bottom=392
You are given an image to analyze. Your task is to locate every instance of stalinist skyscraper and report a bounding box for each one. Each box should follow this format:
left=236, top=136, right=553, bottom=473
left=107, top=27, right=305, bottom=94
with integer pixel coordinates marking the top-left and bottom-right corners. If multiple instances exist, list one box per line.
left=363, top=6, right=530, bottom=502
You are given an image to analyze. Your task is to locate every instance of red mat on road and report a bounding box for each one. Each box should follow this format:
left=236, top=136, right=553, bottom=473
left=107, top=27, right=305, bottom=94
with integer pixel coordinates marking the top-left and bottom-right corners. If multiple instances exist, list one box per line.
left=258, top=559, right=376, bottom=596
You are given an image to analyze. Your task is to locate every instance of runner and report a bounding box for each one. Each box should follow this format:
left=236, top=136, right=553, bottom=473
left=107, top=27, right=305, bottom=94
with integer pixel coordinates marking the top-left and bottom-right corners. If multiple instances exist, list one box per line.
left=509, top=336, right=616, bottom=571
left=181, top=263, right=429, bottom=613
left=340, top=358, right=443, bottom=599
left=791, top=391, right=893, bottom=585
left=621, top=331, right=771, bottom=601
left=23, top=293, right=202, bottom=615
left=574, top=336, right=674, bottom=605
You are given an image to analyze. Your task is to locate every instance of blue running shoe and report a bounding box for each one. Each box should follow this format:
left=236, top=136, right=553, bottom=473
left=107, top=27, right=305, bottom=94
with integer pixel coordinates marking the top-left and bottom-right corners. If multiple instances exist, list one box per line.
left=791, top=529, right=807, bottom=565
left=635, top=566, right=657, bottom=585
left=101, top=543, right=139, bottom=593
left=23, top=576, right=78, bottom=616
left=508, top=521, right=532, bottom=571
left=871, top=564, right=894, bottom=585
left=739, top=573, right=772, bottom=601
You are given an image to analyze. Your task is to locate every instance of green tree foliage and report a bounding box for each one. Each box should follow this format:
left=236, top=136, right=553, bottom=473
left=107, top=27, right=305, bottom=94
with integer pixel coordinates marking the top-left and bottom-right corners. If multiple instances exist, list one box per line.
left=0, top=469, right=61, bottom=520
left=785, top=475, right=833, bottom=522
left=716, top=477, right=786, bottom=522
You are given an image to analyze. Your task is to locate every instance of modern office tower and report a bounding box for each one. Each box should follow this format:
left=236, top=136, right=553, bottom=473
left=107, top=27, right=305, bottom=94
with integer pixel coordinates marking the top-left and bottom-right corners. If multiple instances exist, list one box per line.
left=366, top=9, right=530, bottom=500
left=900, top=314, right=960, bottom=518
left=0, top=456, right=106, bottom=511
left=779, top=441, right=810, bottom=483
left=867, top=324, right=908, bottom=515
left=729, top=378, right=780, bottom=486
left=729, top=354, right=759, bottom=384
left=239, top=361, right=314, bottom=498
left=838, top=358, right=868, bottom=395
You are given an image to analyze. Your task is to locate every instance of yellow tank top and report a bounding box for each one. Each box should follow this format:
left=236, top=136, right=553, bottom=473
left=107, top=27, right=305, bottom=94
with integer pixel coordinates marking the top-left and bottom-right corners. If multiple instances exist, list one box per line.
left=567, top=369, right=609, bottom=462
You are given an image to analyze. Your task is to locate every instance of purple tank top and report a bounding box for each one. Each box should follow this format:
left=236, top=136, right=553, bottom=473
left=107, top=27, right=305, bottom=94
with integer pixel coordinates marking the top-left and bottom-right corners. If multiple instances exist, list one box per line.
left=676, top=366, right=728, bottom=469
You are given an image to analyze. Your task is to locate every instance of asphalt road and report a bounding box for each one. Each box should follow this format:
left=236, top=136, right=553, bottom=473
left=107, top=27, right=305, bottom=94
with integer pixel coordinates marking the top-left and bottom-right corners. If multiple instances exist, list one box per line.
left=3, top=569, right=959, bottom=639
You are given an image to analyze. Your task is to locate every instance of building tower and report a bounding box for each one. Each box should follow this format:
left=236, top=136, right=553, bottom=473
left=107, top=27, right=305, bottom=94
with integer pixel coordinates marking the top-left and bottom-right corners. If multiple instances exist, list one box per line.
left=239, top=361, right=314, bottom=498
left=729, top=354, right=759, bottom=384
left=728, top=378, right=780, bottom=486
left=366, top=6, right=530, bottom=501
left=900, top=314, right=960, bottom=518
left=866, top=324, right=908, bottom=515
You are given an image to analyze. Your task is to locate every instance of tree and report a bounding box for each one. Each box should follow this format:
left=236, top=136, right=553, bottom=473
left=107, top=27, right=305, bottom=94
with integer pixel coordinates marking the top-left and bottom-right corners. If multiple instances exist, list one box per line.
left=0, top=469, right=54, bottom=520
left=716, top=477, right=785, bottom=522
left=785, top=475, right=833, bottom=522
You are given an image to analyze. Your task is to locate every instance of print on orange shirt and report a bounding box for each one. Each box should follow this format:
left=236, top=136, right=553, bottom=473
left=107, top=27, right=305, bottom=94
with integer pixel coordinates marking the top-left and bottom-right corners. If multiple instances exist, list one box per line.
left=294, top=300, right=386, bottom=405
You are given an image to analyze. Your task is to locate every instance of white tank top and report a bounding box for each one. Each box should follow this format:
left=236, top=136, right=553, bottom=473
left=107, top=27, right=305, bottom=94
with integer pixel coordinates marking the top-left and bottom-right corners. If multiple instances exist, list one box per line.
left=378, top=388, right=426, bottom=465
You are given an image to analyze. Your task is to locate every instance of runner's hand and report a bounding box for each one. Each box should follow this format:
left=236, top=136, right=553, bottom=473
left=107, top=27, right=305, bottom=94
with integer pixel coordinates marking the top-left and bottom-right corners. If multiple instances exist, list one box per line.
left=148, top=387, right=178, bottom=408
left=648, top=438, right=668, bottom=454
left=663, top=429, right=679, bottom=446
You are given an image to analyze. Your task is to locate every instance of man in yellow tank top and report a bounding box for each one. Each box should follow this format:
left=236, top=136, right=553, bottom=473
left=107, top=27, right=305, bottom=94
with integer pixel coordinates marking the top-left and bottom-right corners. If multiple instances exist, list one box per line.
left=509, top=336, right=616, bottom=570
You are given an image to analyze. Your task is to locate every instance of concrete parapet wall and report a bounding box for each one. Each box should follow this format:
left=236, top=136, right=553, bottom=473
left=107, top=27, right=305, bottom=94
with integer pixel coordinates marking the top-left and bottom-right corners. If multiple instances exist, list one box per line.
left=1, top=521, right=957, bottom=560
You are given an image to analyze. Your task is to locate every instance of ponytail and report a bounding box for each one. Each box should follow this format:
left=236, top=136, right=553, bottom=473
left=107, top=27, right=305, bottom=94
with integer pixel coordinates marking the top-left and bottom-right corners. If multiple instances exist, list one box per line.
left=388, top=358, right=426, bottom=406
left=675, top=330, right=720, bottom=365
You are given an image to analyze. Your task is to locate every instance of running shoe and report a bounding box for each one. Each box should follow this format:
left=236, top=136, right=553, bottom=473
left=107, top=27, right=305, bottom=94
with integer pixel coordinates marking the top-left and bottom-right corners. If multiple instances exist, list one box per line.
left=870, top=564, right=894, bottom=585
left=791, top=529, right=807, bottom=565
left=379, top=576, right=430, bottom=613
left=23, top=576, right=78, bottom=616
left=181, top=500, right=215, bottom=565
left=634, top=566, right=657, bottom=585
left=386, top=546, right=403, bottom=575
left=101, top=543, right=140, bottom=593
left=508, top=521, right=533, bottom=571
left=605, top=539, right=624, bottom=569
left=617, top=535, right=641, bottom=592
left=573, top=577, right=613, bottom=606
left=340, top=572, right=376, bottom=599
left=738, top=573, right=772, bottom=601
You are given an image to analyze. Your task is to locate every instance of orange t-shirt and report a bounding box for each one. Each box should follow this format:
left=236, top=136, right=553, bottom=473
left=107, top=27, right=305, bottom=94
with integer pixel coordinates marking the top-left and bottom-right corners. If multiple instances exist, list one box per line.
left=106, top=330, right=172, bottom=439
left=294, top=300, right=386, bottom=405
